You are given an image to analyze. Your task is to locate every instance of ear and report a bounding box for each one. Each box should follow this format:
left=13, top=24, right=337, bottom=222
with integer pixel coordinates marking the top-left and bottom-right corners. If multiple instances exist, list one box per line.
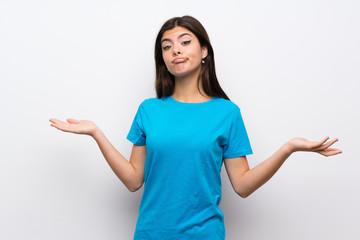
left=201, top=46, right=208, bottom=59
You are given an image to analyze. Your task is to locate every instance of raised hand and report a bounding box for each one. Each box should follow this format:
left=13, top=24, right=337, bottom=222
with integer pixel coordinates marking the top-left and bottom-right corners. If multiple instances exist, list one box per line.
left=49, top=118, right=98, bottom=136
left=288, top=136, right=342, bottom=157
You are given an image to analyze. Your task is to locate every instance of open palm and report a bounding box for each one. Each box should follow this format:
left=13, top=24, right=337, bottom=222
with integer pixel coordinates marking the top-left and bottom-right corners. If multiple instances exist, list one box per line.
left=49, top=118, right=97, bottom=136
left=289, top=136, right=342, bottom=157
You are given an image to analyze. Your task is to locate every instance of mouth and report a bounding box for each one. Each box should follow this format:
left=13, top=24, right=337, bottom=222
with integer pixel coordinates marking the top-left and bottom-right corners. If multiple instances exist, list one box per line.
left=173, top=57, right=187, bottom=64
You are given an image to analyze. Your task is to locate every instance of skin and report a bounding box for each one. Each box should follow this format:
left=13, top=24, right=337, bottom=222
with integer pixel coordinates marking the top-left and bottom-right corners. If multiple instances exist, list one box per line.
left=161, top=26, right=211, bottom=103
left=49, top=26, right=342, bottom=196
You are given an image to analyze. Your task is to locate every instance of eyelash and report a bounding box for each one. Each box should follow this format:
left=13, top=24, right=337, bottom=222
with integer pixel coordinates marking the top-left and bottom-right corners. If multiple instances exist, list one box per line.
left=163, top=40, right=191, bottom=50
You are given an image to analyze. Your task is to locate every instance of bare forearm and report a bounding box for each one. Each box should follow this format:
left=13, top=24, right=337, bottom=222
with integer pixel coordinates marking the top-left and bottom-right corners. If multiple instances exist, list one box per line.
left=91, top=128, right=137, bottom=191
left=239, top=142, right=293, bottom=198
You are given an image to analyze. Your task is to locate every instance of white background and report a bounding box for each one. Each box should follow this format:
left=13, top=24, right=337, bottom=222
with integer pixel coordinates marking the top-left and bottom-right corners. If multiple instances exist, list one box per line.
left=1, top=0, right=359, bottom=239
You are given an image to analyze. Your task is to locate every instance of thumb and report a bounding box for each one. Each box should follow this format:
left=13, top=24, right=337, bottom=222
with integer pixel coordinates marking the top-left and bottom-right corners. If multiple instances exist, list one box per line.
left=67, top=118, right=79, bottom=124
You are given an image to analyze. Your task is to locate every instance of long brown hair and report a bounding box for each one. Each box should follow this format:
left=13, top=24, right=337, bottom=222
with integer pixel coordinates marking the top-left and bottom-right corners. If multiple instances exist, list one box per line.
left=154, top=15, right=230, bottom=101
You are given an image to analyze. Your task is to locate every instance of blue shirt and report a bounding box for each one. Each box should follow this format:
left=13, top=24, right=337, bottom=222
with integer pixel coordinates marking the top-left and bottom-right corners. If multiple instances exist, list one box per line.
left=126, top=95, right=253, bottom=240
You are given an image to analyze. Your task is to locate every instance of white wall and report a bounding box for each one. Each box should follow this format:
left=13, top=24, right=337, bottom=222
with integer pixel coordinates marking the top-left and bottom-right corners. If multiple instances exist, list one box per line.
left=1, top=0, right=359, bottom=239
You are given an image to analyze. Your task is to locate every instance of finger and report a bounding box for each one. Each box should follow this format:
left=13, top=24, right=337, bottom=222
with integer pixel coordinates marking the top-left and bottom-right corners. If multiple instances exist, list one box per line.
left=317, top=148, right=342, bottom=157
left=313, top=138, right=338, bottom=151
left=50, top=122, right=71, bottom=132
left=322, top=138, right=338, bottom=150
left=50, top=118, right=67, bottom=125
left=49, top=118, right=62, bottom=124
left=50, top=122, right=68, bottom=130
left=67, top=118, right=79, bottom=124
left=49, top=119, right=72, bottom=132
left=309, top=136, right=330, bottom=149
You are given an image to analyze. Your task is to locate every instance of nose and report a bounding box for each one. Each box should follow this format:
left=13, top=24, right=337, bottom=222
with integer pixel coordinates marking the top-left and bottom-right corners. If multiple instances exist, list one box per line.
left=173, top=44, right=181, bottom=56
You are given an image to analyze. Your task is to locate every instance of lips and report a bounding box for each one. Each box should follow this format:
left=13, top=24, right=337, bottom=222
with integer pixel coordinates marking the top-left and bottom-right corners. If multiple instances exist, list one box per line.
left=173, top=57, right=187, bottom=63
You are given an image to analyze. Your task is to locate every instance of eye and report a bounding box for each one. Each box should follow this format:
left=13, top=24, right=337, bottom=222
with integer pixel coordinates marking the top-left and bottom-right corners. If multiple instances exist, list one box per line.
left=182, top=40, right=191, bottom=45
left=162, top=45, right=171, bottom=50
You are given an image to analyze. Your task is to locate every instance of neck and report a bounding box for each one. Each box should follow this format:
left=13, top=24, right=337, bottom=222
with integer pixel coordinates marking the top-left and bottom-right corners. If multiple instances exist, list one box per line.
left=172, top=68, right=211, bottom=103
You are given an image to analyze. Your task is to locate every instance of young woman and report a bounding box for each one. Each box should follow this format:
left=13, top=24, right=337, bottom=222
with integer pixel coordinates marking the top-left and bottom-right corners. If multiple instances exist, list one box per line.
left=49, top=15, right=341, bottom=240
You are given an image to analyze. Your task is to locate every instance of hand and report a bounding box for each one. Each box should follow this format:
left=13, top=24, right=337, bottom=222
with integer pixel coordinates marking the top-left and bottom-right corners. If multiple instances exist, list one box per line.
left=287, top=136, right=342, bottom=157
left=49, top=118, right=98, bottom=136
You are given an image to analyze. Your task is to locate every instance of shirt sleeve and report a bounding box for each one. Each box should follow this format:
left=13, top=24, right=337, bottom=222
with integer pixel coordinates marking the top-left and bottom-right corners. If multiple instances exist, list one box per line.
left=126, top=101, right=146, bottom=145
left=223, top=106, right=253, bottom=158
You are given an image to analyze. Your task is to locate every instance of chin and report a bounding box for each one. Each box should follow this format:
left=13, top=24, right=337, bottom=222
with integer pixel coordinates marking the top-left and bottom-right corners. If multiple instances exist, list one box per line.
left=170, top=67, right=201, bottom=79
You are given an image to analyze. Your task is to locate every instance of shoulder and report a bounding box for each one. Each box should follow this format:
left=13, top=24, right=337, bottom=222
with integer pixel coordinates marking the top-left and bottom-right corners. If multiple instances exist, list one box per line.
left=215, top=97, right=241, bottom=112
left=141, top=97, right=163, bottom=105
left=143, top=97, right=162, bottom=103
left=137, top=97, right=163, bottom=109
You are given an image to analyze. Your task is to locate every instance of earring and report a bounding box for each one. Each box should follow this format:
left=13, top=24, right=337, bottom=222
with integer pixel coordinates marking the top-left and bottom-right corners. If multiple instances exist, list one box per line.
left=201, top=59, right=205, bottom=64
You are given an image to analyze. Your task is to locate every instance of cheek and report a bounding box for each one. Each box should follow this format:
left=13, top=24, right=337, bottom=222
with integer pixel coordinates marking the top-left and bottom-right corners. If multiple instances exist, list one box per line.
left=189, top=46, right=202, bottom=60
left=162, top=52, right=171, bottom=65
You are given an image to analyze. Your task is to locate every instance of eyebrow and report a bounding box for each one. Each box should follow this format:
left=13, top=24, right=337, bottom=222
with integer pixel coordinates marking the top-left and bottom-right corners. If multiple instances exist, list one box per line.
left=161, top=33, right=192, bottom=44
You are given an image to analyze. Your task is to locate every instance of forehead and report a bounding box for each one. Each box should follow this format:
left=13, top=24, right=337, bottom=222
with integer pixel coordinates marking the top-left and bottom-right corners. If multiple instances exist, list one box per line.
left=161, top=26, right=194, bottom=41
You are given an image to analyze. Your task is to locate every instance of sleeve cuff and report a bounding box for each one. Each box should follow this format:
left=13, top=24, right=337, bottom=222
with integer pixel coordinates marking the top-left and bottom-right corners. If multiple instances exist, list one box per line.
left=223, top=148, right=253, bottom=159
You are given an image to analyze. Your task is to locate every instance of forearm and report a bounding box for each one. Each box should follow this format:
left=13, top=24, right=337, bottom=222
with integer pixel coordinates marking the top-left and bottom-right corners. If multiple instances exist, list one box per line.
left=238, top=142, right=293, bottom=198
left=91, top=128, right=138, bottom=191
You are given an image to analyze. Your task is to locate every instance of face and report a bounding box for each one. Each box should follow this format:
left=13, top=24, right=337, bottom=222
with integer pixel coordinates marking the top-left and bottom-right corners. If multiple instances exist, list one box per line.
left=161, top=26, right=208, bottom=79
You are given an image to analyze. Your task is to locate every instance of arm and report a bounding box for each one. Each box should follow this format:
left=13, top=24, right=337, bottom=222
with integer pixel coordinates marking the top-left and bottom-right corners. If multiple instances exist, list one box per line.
left=92, top=128, right=146, bottom=192
left=224, top=137, right=342, bottom=198
left=49, top=118, right=146, bottom=192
